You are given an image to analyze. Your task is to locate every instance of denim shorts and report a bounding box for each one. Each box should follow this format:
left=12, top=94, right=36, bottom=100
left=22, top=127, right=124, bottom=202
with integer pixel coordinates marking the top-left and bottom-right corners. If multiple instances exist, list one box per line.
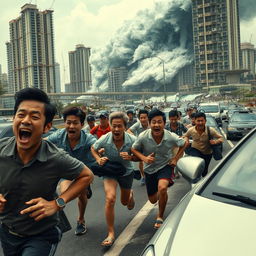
left=103, top=172, right=134, bottom=189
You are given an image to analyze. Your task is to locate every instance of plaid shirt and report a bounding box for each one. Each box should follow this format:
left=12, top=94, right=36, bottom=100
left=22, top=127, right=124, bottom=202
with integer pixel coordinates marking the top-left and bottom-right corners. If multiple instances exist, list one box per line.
left=165, top=122, right=187, bottom=136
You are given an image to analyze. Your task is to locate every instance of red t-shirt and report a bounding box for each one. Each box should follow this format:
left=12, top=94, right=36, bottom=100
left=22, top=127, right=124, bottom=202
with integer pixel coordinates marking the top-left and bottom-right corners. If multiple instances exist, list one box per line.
left=90, top=125, right=111, bottom=139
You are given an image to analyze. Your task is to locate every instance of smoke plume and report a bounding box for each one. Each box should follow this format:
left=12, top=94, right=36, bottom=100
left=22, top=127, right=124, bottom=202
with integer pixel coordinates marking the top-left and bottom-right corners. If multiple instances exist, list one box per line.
left=90, top=0, right=256, bottom=92
left=90, top=0, right=193, bottom=92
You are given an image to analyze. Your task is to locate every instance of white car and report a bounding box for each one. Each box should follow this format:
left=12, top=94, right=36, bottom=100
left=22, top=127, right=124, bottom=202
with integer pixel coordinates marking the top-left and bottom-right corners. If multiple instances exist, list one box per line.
left=141, top=127, right=256, bottom=256
left=198, top=102, right=223, bottom=126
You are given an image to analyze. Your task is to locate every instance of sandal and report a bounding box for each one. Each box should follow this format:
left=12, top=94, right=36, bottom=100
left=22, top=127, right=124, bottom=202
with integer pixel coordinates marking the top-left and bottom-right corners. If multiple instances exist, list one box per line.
left=101, top=236, right=115, bottom=247
left=154, top=218, right=163, bottom=229
left=127, top=190, right=135, bottom=210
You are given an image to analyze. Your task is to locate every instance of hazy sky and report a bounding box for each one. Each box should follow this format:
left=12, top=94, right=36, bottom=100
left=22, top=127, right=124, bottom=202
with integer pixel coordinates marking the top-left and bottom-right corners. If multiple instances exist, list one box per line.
left=0, top=0, right=155, bottom=84
left=0, top=0, right=255, bottom=86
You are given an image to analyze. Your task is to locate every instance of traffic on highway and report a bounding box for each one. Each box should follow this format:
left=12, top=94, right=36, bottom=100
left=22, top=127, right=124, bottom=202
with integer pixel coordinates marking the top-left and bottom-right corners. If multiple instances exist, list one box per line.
left=0, top=98, right=255, bottom=256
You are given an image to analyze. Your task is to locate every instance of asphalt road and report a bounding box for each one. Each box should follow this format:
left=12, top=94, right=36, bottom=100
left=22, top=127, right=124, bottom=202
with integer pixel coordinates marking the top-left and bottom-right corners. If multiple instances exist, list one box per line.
left=0, top=125, right=236, bottom=256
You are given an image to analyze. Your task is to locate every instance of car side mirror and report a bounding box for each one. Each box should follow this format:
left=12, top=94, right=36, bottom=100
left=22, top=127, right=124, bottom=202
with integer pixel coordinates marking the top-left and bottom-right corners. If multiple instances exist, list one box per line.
left=176, top=156, right=205, bottom=184
left=220, top=109, right=223, bottom=113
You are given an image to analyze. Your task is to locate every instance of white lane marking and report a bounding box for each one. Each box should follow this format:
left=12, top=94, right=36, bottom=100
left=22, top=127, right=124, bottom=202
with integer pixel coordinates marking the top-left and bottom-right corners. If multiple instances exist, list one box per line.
left=104, top=200, right=157, bottom=256
left=220, top=127, right=234, bottom=148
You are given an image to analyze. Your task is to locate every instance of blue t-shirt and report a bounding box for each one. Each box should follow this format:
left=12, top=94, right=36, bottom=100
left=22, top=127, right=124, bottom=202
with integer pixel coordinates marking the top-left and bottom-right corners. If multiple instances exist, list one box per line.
left=48, top=128, right=97, bottom=168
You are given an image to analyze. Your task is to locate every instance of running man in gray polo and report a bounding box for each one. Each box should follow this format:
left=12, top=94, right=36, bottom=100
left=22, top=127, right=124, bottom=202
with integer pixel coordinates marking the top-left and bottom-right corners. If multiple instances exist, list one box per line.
left=91, top=112, right=138, bottom=247
left=132, top=109, right=186, bottom=229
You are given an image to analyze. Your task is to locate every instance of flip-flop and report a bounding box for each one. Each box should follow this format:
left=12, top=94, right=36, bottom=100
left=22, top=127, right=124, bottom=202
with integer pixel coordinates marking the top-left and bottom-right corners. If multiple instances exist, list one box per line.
left=154, top=218, right=163, bottom=229
left=101, top=236, right=115, bottom=247
left=127, top=190, right=135, bottom=210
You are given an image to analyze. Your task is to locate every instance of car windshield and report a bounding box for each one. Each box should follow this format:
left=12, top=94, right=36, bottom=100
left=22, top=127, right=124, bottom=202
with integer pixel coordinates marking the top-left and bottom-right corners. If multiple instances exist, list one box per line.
left=231, top=113, right=256, bottom=122
left=201, top=130, right=256, bottom=203
left=199, top=105, right=219, bottom=113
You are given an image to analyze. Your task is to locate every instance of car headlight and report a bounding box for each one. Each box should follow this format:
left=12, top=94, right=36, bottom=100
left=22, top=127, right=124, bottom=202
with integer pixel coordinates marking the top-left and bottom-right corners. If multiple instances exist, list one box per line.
left=141, top=245, right=155, bottom=256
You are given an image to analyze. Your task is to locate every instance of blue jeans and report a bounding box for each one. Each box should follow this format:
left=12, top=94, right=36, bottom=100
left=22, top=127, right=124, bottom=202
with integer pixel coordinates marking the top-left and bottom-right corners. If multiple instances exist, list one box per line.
left=0, top=224, right=62, bottom=256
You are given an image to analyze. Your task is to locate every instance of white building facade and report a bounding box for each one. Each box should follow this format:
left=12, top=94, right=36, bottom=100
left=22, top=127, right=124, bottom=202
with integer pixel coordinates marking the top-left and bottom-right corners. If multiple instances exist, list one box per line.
left=6, top=4, right=56, bottom=93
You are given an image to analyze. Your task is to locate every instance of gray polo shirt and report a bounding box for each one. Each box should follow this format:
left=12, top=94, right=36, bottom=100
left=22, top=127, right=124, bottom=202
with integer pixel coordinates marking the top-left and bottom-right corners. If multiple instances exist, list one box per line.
left=92, top=132, right=136, bottom=176
left=0, top=137, right=84, bottom=236
left=132, top=129, right=185, bottom=174
left=129, top=121, right=149, bottom=136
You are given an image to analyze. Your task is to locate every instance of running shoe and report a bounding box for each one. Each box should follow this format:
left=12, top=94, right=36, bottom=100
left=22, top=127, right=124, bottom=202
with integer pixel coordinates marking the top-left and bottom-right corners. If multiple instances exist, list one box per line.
left=75, top=222, right=87, bottom=236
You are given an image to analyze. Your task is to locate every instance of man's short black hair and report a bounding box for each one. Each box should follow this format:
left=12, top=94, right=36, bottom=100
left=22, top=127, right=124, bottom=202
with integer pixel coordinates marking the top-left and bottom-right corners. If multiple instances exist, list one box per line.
left=138, top=109, right=149, bottom=118
left=63, top=107, right=86, bottom=124
left=148, top=109, right=166, bottom=124
left=191, top=112, right=197, bottom=119
left=169, top=110, right=179, bottom=118
left=14, top=87, right=56, bottom=125
left=195, top=112, right=206, bottom=120
left=126, top=110, right=134, bottom=115
left=87, top=115, right=95, bottom=122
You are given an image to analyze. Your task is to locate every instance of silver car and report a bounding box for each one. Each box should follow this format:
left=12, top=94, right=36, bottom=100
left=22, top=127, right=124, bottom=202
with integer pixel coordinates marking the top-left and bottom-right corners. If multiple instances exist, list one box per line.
left=141, top=127, right=256, bottom=256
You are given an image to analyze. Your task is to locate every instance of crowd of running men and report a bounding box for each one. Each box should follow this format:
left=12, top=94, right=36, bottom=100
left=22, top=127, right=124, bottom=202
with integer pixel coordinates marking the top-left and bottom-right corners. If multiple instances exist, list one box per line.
left=0, top=88, right=223, bottom=255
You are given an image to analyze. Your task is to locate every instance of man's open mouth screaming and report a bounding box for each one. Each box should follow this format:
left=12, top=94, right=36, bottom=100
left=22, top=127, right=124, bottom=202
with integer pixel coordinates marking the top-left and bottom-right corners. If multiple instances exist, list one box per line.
left=19, top=129, right=32, bottom=143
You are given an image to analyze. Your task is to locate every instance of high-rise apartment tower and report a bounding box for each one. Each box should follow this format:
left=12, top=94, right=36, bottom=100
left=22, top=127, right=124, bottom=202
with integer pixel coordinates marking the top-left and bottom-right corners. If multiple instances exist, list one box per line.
left=69, top=44, right=92, bottom=92
left=241, top=42, right=256, bottom=79
left=108, top=67, right=128, bottom=94
left=6, top=4, right=56, bottom=93
left=192, top=0, right=242, bottom=90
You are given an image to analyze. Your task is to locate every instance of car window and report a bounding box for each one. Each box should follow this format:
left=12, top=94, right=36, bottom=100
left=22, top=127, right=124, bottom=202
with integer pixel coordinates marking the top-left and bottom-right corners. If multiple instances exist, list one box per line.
left=201, top=131, right=256, bottom=202
left=199, top=106, right=219, bottom=112
left=231, top=113, right=256, bottom=122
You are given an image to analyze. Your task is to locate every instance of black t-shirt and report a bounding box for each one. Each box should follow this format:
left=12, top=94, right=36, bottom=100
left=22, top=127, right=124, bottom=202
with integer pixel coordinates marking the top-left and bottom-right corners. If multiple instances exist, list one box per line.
left=0, top=137, right=84, bottom=236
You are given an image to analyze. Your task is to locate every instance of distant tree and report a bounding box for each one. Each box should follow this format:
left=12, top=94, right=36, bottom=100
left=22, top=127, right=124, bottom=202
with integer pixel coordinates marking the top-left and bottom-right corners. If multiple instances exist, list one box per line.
left=53, top=100, right=64, bottom=118
left=64, top=102, right=84, bottom=109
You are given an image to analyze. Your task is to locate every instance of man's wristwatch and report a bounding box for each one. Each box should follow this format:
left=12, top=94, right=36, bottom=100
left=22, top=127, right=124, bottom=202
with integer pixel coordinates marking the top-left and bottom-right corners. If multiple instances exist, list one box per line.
left=55, top=197, right=66, bottom=210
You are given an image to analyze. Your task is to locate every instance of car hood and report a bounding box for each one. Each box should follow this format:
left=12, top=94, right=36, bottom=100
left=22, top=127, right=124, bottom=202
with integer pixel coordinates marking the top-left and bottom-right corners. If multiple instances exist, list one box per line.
left=165, top=195, right=256, bottom=256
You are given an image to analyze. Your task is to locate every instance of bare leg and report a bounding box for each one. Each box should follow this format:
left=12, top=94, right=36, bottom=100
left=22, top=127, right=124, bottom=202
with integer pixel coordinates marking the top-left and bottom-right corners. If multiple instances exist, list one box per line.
left=157, top=179, right=169, bottom=219
left=78, top=190, right=87, bottom=223
left=60, top=180, right=87, bottom=223
left=148, top=193, right=158, bottom=204
left=120, top=188, right=135, bottom=210
left=102, top=179, right=118, bottom=245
